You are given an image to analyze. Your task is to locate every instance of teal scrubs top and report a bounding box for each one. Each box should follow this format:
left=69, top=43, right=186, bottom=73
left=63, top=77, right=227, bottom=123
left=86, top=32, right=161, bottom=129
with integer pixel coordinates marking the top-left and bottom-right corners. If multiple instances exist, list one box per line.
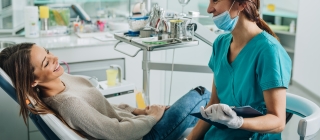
left=204, top=31, right=292, bottom=140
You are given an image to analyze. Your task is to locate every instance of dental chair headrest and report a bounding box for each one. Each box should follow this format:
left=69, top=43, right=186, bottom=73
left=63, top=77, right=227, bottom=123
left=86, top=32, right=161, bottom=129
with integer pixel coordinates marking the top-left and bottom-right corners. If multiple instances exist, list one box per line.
left=0, top=68, right=19, bottom=103
left=0, top=68, right=36, bottom=105
left=0, top=68, right=14, bottom=87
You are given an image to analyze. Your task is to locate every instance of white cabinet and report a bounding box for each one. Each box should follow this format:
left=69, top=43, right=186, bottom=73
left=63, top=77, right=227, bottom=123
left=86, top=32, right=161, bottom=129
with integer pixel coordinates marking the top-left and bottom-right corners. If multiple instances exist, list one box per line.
left=50, top=44, right=144, bottom=90
left=275, top=31, right=295, bottom=60
left=51, top=44, right=143, bottom=106
left=0, top=0, right=26, bottom=34
left=60, top=58, right=126, bottom=81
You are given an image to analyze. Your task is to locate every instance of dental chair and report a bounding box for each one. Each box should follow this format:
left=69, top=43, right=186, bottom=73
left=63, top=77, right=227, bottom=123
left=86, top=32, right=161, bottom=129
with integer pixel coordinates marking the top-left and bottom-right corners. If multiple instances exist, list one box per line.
left=1, top=68, right=320, bottom=140
left=0, top=68, right=85, bottom=140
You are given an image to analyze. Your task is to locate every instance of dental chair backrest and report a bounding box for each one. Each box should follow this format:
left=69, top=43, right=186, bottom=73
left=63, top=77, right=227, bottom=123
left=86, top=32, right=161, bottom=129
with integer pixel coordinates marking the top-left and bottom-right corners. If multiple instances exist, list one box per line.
left=286, top=92, right=320, bottom=140
left=0, top=68, right=87, bottom=140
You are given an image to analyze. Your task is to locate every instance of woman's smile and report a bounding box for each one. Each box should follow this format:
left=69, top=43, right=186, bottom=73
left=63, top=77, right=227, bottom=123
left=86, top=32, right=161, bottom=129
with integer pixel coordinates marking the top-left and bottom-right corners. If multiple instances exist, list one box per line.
left=54, top=63, right=60, bottom=72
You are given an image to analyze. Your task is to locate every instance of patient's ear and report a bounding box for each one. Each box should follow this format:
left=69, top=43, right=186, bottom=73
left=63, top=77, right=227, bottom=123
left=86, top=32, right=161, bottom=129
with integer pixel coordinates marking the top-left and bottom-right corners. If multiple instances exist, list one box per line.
left=31, top=81, right=38, bottom=87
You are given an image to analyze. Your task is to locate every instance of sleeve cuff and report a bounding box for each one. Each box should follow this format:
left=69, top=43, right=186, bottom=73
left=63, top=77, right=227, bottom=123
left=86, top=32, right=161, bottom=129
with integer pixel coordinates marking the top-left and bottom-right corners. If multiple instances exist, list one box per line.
left=146, top=115, right=158, bottom=127
left=260, top=79, right=290, bottom=91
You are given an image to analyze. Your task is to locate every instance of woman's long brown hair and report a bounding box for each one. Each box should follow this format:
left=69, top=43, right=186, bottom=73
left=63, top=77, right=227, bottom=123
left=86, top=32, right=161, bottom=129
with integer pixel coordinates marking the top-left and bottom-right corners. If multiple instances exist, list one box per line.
left=0, top=43, right=84, bottom=137
left=235, top=0, right=279, bottom=41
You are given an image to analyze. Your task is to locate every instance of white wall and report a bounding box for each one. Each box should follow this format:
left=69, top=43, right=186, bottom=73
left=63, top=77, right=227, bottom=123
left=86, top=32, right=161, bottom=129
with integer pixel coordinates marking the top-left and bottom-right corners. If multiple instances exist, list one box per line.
left=292, top=0, right=320, bottom=96
left=166, top=0, right=200, bottom=14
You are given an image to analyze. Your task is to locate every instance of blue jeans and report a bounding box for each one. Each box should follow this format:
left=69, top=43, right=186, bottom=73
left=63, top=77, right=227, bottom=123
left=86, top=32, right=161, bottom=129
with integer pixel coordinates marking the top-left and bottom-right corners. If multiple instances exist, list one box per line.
left=143, top=87, right=211, bottom=140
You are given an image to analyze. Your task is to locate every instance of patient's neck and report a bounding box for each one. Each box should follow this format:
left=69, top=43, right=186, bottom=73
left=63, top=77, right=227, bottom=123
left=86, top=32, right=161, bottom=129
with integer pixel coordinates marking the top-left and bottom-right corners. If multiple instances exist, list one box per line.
left=39, top=78, right=65, bottom=98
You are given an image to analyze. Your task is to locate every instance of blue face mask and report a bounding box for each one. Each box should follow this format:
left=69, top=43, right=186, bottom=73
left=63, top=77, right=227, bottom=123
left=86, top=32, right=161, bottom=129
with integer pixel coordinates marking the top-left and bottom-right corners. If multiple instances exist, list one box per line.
left=212, top=0, right=239, bottom=32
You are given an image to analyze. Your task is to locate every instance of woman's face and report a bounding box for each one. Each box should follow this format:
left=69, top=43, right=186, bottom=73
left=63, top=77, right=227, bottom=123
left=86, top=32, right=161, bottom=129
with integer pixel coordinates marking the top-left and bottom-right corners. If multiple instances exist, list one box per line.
left=30, top=45, right=64, bottom=86
left=207, top=0, right=240, bottom=19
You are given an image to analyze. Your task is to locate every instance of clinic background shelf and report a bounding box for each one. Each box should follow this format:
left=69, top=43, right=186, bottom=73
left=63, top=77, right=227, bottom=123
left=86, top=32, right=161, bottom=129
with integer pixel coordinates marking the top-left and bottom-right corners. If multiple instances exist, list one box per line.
left=274, top=30, right=296, bottom=36
left=262, top=7, right=298, bottom=18
left=283, top=46, right=295, bottom=54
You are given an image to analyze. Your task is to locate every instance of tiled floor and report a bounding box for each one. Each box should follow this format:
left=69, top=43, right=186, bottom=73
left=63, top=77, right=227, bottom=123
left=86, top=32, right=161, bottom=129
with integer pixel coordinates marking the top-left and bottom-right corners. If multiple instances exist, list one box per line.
left=282, top=84, right=320, bottom=140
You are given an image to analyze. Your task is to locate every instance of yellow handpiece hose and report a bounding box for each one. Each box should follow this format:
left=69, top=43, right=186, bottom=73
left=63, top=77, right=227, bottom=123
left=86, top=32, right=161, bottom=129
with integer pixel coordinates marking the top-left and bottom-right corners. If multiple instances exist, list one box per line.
left=136, top=92, right=146, bottom=109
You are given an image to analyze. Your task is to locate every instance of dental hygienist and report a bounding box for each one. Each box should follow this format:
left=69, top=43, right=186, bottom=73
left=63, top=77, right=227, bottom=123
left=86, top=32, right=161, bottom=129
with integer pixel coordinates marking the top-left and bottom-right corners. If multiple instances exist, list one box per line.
left=187, top=0, right=292, bottom=139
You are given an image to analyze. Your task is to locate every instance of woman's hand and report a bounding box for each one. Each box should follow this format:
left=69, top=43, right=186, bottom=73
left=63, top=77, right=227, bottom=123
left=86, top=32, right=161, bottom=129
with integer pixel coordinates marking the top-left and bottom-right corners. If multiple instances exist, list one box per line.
left=133, top=105, right=170, bottom=116
left=145, top=105, right=167, bottom=121
left=200, top=104, right=243, bottom=129
left=132, top=108, right=147, bottom=115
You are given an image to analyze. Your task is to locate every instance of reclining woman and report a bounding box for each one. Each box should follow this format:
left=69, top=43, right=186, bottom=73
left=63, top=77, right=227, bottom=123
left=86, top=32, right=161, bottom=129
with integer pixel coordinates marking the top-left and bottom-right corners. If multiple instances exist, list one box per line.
left=0, top=43, right=210, bottom=140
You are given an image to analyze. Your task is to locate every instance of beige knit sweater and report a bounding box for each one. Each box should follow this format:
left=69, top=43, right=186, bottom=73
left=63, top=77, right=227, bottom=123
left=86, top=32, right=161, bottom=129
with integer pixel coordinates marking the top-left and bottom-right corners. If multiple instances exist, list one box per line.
left=43, top=73, right=157, bottom=140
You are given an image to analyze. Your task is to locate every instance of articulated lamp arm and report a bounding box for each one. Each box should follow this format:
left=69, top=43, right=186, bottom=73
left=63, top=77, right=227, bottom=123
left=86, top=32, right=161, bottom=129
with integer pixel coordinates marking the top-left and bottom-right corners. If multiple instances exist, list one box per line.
left=191, top=20, right=217, bottom=47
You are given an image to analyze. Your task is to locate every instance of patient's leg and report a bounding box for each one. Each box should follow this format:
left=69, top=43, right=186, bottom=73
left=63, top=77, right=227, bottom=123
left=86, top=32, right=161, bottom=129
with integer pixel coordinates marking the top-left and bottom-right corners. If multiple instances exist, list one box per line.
left=143, top=86, right=211, bottom=140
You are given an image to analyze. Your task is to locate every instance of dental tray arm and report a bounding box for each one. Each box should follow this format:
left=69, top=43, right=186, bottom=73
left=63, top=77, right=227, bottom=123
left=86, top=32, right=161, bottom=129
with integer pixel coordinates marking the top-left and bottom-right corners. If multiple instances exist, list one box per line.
left=114, top=41, right=142, bottom=57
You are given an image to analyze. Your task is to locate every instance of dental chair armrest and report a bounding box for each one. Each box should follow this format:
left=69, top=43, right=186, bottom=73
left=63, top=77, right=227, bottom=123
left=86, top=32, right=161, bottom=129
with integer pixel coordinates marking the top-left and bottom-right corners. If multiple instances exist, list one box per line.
left=286, top=92, right=320, bottom=138
left=298, top=110, right=320, bottom=137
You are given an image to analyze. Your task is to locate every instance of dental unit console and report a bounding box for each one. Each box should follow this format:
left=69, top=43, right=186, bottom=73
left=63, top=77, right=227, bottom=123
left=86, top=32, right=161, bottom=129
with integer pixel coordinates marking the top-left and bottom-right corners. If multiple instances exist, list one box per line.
left=79, top=75, right=135, bottom=106
left=98, top=80, right=135, bottom=98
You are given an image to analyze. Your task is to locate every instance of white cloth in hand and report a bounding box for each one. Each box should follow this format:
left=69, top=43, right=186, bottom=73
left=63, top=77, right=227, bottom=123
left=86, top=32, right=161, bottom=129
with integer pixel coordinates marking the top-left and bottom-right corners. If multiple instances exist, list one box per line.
left=200, top=104, right=244, bottom=129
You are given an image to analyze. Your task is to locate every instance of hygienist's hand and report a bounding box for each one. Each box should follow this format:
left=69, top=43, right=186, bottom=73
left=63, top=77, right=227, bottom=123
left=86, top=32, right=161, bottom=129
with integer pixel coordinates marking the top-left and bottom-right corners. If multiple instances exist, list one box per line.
left=200, top=104, right=244, bottom=129
left=146, top=105, right=166, bottom=121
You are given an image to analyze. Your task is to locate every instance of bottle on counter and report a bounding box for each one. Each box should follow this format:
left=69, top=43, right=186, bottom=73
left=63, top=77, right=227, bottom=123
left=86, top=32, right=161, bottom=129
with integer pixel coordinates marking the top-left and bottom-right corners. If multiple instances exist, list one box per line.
left=24, top=6, right=39, bottom=38
left=39, top=6, right=49, bottom=31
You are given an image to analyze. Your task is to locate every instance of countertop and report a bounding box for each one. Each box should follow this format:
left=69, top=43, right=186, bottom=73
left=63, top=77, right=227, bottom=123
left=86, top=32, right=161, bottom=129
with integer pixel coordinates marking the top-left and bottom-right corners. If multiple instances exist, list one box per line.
left=0, top=34, right=119, bottom=50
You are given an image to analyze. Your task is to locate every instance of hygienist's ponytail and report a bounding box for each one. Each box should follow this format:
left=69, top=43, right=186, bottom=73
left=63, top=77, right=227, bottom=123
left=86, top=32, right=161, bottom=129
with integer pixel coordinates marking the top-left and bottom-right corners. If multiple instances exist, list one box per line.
left=236, top=0, right=279, bottom=41
left=256, top=15, right=279, bottom=41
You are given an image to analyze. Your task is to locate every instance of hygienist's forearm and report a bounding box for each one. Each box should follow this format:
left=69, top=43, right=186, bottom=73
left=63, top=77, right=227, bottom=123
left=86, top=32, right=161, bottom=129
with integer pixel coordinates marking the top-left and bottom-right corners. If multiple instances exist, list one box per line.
left=187, top=100, right=215, bottom=139
left=187, top=119, right=211, bottom=140
left=240, top=114, right=285, bottom=133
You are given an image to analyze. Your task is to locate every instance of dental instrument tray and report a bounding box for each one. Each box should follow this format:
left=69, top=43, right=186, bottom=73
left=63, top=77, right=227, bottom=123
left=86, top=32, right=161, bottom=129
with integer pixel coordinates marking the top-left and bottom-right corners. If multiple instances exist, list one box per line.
left=142, top=38, right=182, bottom=45
left=113, top=33, right=199, bottom=52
